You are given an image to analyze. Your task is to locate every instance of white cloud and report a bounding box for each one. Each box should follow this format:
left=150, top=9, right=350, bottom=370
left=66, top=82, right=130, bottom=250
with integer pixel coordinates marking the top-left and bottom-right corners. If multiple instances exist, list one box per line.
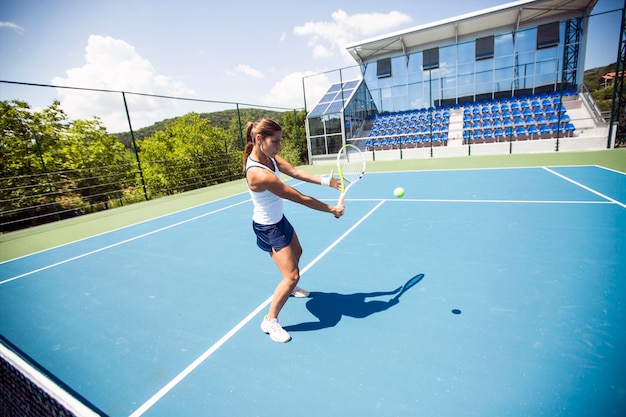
left=279, top=32, right=286, bottom=42
left=235, top=64, right=265, bottom=79
left=261, top=71, right=330, bottom=110
left=0, top=21, right=25, bottom=35
left=294, top=9, right=412, bottom=61
left=52, top=35, right=194, bottom=132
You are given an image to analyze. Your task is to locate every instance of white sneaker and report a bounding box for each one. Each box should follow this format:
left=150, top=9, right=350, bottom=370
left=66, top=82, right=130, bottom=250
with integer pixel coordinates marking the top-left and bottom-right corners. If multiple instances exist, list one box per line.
left=261, top=317, right=291, bottom=343
left=290, top=286, right=310, bottom=298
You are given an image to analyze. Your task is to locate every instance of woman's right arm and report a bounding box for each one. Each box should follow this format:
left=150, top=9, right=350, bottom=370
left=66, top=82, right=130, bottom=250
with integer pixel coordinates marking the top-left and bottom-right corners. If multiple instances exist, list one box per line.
left=247, top=168, right=344, bottom=218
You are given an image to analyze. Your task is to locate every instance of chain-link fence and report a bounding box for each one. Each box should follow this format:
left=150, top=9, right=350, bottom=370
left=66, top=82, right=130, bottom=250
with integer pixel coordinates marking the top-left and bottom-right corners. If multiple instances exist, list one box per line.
left=0, top=81, right=305, bottom=232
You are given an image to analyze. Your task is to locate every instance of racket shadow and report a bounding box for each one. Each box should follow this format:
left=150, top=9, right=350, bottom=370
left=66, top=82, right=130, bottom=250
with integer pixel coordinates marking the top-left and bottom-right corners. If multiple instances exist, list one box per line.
left=284, top=273, right=425, bottom=332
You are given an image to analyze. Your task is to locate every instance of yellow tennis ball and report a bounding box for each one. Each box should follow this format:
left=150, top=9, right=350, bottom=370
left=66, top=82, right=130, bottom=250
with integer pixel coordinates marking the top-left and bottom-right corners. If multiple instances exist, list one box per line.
left=393, top=187, right=405, bottom=198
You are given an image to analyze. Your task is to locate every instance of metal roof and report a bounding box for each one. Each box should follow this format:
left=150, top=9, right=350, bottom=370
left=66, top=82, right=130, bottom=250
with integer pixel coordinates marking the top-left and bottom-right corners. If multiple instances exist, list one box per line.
left=345, top=0, right=598, bottom=64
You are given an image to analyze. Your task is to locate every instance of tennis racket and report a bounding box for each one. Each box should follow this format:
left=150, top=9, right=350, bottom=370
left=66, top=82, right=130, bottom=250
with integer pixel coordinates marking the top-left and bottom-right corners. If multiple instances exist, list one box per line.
left=336, top=144, right=366, bottom=206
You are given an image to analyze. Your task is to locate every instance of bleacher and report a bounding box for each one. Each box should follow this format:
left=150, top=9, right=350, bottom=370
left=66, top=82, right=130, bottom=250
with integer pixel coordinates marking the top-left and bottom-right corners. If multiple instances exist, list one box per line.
left=365, top=107, right=452, bottom=150
left=364, top=90, right=579, bottom=151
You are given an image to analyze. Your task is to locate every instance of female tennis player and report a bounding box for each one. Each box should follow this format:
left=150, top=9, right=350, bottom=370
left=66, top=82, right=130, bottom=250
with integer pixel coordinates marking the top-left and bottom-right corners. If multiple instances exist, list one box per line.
left=243, top=118, right=344, bottom=343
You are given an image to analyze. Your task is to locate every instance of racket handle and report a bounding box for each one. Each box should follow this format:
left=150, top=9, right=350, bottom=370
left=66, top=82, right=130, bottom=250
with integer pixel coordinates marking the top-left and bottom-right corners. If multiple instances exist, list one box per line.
left=335, top=193, right=345, bottom=218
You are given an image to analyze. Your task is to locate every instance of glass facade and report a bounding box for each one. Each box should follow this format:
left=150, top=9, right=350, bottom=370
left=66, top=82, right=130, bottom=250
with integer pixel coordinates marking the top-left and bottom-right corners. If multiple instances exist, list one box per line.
left=307, top=80, right=377, bottom=157
left=365, top=23, right=571, bottom=114
left=307, top=19, right=582, bottom=159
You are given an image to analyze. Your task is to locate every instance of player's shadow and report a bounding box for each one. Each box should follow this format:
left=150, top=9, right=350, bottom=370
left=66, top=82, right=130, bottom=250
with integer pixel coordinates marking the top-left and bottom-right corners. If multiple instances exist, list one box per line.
left=283, top=273, right=424, bottom=332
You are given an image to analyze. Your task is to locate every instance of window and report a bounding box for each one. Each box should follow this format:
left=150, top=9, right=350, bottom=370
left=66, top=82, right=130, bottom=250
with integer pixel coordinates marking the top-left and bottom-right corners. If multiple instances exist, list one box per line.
left=377, top=58, right=392, bottom=78
left=476, top=36, right=494, bottom=60
left=537, top=22, right=560, bottom=49
left=423, top=47, right=439, bottom=70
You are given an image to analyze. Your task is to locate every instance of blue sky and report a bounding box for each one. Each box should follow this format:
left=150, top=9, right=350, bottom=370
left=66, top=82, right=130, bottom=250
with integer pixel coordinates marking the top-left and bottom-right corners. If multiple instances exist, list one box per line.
left=0, top=0, right=623, bottom=132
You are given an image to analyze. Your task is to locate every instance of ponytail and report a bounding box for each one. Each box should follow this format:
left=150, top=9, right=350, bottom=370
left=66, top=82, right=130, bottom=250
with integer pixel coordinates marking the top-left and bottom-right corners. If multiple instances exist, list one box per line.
left=242, top=121, right=256, bottom=170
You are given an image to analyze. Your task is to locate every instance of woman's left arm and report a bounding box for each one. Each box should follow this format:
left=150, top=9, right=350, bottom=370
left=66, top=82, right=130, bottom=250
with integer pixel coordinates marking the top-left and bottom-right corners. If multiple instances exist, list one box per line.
left=275, top=155, right=340, bottom=190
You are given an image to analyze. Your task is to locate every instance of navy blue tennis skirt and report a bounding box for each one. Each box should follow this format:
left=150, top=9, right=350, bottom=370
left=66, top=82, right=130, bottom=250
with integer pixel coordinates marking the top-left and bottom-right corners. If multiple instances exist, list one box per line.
left=252, top=216, right=294, bottom=253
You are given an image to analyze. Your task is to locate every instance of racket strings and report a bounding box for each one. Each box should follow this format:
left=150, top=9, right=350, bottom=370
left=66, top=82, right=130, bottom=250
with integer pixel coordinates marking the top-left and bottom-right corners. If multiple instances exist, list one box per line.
left=338, top=152, right=364, bottom=184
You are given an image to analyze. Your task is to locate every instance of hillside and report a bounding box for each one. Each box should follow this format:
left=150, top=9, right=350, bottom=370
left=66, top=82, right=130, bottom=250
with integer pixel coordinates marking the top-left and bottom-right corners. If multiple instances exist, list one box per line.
left=115, top=108, right=285, bottom=149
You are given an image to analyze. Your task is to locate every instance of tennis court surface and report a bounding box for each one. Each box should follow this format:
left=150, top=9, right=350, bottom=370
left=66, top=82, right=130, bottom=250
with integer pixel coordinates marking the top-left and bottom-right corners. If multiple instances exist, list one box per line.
left=1, top=164, right=625, bottom=416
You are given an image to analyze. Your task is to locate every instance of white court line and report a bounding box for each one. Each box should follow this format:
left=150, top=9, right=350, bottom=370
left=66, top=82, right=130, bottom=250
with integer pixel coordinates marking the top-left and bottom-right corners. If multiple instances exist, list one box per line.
left=543, top=167, right=626, bottom=209
left=350, top=198, right=614, bottom=204
left=0, top=191, right=253, bottom=265
left=0, top=200, right=250, bottom=286
left=127, top=200, right=386, bottom=417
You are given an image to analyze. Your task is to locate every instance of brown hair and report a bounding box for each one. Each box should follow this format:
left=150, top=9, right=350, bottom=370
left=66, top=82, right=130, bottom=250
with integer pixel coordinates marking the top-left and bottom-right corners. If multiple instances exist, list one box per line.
left=242, top=118, right=282, bottom=169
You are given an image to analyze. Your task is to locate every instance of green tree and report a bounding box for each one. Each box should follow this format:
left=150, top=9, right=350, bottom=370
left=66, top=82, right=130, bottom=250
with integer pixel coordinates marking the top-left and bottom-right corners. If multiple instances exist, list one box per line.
left=282, top=109, right=308, bottom=165
left=140, top=112, right=241, bottom=196
left=55, top=117, right=137, bottom=209
left=0, top=100, right=68, bottom=229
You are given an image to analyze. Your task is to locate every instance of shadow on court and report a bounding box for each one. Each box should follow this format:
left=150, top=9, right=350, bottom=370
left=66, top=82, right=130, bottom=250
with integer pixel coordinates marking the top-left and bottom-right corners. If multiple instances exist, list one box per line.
left=284, top=273, right=424, bottom=332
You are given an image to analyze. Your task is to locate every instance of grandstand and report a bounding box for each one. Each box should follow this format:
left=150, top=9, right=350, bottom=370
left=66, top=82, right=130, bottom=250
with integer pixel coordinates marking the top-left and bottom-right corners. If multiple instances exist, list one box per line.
left=305, top=0, right=617, bottom=163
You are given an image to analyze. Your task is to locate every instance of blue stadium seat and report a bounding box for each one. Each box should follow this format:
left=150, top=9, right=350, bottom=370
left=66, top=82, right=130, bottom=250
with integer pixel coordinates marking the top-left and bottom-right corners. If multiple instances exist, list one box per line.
left=539, top=124, right=550, bottom=135
left=547, top=115, right=559, bottom=125
left=527, top=125, right=539, bottom=137
left=551, top=124, right=563, bottom=134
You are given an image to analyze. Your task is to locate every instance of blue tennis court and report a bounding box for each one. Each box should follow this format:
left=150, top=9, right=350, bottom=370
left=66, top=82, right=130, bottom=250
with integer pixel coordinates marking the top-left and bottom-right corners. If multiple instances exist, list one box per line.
left=1, top=165, right=625, bottom=416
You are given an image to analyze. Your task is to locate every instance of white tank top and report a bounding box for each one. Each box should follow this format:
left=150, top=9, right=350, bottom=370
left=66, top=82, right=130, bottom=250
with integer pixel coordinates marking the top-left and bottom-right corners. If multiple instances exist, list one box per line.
left=245, top=156, right=284, bottom=225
